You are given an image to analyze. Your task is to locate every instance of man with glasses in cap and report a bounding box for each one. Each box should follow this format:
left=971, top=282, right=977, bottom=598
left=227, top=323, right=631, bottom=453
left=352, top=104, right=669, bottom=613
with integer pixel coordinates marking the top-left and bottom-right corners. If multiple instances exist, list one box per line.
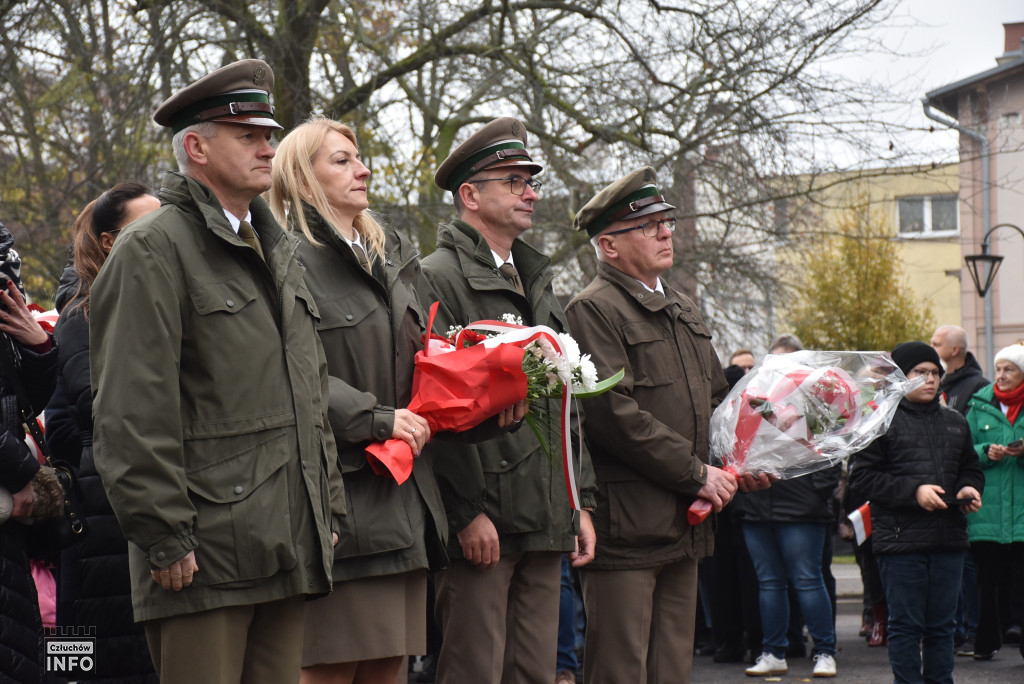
left=420, top=116, right=597, bottom=684
left=89, top=59, right=345, bottom=683
left=565, top=167, right=744, bottom=683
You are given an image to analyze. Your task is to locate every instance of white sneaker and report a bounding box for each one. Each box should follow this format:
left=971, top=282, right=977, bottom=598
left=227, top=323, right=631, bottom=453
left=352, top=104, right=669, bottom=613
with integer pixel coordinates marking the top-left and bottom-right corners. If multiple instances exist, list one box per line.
left=745, top=652, right=788, bottom=676
left=812, top=653, right=837, bottom=678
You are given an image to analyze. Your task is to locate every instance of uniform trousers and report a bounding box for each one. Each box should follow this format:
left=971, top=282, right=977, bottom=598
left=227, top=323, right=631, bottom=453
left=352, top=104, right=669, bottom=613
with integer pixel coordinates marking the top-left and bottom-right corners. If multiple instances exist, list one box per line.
left=581, top=558, right=699, bottom=684
left=143, top=595, right=304, bottom=684
left=435, top=550, right=561, bottom=684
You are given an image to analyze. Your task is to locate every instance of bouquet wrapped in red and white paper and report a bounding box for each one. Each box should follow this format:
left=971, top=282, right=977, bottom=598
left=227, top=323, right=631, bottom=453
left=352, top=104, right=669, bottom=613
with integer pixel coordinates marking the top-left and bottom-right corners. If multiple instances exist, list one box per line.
left=365, top=303, right=622, bottom=510
left=687, top=350, right=918, bottom=524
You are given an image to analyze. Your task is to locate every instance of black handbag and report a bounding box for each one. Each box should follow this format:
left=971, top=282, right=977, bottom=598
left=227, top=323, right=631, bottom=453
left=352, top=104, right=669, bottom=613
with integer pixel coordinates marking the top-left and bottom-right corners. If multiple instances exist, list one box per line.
left=0, top=334, right=88, bottom=546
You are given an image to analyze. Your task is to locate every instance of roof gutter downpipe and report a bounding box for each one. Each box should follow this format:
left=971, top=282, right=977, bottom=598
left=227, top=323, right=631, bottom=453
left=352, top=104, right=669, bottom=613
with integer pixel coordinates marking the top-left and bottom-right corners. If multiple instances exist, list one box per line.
left=922, top=98, right=993, bottom=374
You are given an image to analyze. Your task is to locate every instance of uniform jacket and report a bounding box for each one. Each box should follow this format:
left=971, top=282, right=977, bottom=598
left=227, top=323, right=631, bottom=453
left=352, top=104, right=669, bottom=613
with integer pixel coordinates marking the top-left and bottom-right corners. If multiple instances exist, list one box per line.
left=419, top=219, right=596, bottom=557
left=0, top=340, right=57, bottom=684
left=54, top=294, right=157, bottom=681
left=849, top=396, right=983, bottom=555
left=940, top=352, right=989, bottom=416
left=965, top=384, right=1024, bottom=544
left=90, top=172, right=345, bottom=622
left=565, top=261, right=728, bottom=569
left=295, top=206, right=447, bottom=580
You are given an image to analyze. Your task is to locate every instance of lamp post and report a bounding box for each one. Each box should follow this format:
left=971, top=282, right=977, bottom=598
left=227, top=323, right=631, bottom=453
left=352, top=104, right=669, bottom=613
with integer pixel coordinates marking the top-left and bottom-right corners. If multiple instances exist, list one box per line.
left=964, top=223, right=1024, bottom=376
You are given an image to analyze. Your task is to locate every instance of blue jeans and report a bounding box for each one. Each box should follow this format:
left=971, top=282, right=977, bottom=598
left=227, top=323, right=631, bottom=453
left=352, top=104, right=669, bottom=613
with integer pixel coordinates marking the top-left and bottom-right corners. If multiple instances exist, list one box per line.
left=877, top=552, right=964, bottom=684
left=557, top=556, right=580, bottom=673
left=742, top=521, right=836, bottom=658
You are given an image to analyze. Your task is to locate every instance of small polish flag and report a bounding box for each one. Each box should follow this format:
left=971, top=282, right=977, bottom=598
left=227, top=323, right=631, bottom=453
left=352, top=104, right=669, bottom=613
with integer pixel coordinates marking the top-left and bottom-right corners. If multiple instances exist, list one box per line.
left=846, top=502, right=872, bottom=546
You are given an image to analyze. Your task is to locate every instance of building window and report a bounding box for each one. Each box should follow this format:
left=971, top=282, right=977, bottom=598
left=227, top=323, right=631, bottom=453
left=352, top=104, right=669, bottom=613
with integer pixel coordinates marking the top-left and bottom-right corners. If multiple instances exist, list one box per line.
left=898, top=194, right=958, bottom=235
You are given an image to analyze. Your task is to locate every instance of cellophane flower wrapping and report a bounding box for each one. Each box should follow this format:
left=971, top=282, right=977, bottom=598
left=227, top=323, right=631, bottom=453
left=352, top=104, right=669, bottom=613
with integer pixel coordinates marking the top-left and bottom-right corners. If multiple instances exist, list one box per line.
left=710, top=350, right=919, bottom=479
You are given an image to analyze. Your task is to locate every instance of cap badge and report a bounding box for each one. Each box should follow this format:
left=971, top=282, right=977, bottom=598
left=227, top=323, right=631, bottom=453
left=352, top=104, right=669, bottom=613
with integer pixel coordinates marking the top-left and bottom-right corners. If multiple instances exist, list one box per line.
left=253, top=66, right=266, bottom=87
left=511, top=120, right=521, bottom=137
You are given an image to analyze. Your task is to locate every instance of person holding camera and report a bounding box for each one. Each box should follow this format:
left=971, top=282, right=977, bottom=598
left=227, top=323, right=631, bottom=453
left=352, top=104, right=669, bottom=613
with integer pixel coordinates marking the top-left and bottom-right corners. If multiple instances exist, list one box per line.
left=0, top=220, right=59, bottom=683
left=964, top=342, right=1024, bottom=661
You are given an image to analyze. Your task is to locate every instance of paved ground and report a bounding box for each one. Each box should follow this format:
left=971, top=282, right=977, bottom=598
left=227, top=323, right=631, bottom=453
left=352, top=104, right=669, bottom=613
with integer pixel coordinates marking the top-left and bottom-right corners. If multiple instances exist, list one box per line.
left=694, top=563, right=1024, bottom=683
left=408, top=562, right=1024, bottom=682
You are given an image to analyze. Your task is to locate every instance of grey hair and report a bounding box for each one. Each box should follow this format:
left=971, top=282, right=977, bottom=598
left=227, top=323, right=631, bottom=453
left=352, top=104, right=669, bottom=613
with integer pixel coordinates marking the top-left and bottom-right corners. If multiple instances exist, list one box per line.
left=590, top=233, right=607, bottom=261
left=171, top=121, right=220, bottom=173
left=769, top=333, right=803, bottom=354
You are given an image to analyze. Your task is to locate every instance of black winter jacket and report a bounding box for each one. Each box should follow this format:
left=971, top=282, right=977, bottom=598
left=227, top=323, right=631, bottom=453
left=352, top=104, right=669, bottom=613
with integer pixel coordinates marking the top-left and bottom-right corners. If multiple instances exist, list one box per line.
left=53, top=291, right=158, bottom=682
left=737, top=463, right=841, bottom=524
left=848, top=397, right=984, bottom=555
left=940, top=352, right=989, bottom=417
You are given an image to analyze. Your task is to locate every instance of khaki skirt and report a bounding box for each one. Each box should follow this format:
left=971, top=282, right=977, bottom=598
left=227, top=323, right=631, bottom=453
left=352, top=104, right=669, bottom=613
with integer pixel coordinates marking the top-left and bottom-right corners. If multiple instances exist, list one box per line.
left=302, top=569, right=428, bottom=666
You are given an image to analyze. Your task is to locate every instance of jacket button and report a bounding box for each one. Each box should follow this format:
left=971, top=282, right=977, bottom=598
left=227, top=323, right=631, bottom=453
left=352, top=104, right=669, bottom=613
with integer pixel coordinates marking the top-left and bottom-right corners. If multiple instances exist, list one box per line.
left=500, top=460, right=508, bottom=467
left=234, top=485, right=244, bottom=494
left=346, top=314, right=354, bottom=321
left=156, top=551, right=166, bottom=561
left=226, top=299, right=235, bottom=308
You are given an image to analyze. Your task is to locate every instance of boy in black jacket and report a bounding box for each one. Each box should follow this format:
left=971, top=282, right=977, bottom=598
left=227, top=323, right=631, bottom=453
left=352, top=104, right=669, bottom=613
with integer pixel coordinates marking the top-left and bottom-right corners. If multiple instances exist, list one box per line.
left=849, top=341, right=983, bottom=684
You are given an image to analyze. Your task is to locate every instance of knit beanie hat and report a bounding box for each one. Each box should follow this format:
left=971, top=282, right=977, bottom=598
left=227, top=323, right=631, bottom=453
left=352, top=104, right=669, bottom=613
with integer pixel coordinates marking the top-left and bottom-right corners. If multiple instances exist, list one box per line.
left=994, top=342, right=1024, bottom=374
left=891, top=341, right=944, bottom=379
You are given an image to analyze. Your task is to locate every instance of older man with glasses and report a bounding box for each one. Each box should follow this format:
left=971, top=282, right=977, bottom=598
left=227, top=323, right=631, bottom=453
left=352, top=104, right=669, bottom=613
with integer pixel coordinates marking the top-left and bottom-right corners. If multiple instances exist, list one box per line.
left=419, top=117, right=597, bottom=684
left=565, top=166, right=748, bottom=684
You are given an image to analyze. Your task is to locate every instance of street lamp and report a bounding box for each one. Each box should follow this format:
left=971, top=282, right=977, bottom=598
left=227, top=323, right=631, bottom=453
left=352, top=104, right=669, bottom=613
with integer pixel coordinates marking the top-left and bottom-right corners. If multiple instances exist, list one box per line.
left=964, top=222, right=1024, bottom=375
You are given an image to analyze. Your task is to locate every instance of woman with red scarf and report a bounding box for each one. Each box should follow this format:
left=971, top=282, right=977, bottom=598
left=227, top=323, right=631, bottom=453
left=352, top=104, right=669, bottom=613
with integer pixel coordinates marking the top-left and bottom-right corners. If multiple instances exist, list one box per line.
left=965, top=342, right=1024, bottom=661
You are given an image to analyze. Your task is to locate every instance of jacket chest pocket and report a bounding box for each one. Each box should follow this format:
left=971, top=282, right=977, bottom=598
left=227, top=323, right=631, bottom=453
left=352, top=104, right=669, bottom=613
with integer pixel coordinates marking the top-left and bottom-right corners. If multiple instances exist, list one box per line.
left=623, top=321, right=680, bottom=386
left=185, top=278, right=282, bottom=409
left=316, top=292, right=377, bottom=332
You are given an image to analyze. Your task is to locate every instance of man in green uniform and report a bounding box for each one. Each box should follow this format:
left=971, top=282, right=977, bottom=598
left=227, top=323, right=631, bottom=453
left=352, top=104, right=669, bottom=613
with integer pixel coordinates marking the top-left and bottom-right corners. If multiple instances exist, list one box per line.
left=420, top=117, right=597, bottom=684
left=565, top=167, right=740, bottom=684
left=90, top=59, right=345, bottom=683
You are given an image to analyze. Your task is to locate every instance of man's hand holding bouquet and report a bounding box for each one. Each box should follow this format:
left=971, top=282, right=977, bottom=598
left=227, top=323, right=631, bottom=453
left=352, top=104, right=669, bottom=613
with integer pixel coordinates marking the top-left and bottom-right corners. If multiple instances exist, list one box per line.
left=365, top=302, right=621, bottom=509
left=688, top=350, right=920, bottom=524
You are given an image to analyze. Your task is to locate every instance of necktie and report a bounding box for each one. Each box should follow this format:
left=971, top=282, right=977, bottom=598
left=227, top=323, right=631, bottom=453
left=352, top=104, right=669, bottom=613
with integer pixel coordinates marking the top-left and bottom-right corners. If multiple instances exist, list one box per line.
left=499, top=262, right=525, bottom=296
left=238, top=220, right=264, bottom=261
left=351, top=243, right=372, bottom=274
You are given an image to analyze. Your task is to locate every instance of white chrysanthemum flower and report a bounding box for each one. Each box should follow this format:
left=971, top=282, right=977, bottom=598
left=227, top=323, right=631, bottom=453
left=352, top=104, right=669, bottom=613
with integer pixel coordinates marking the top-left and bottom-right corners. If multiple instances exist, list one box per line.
left=500, top=313, right=524, bottom=325
left=577, top=356, right=598, bottom=392
left=558, top=333, right=581, bottom=366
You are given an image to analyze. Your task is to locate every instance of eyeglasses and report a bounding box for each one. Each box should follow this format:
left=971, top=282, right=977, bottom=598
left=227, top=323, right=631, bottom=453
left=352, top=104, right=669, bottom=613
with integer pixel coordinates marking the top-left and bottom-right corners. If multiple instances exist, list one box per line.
left=467, top=176, right=542, bottom=196
left=605, top=217, right=677, bottom=238
left=908, top=368, right=941, bottom=379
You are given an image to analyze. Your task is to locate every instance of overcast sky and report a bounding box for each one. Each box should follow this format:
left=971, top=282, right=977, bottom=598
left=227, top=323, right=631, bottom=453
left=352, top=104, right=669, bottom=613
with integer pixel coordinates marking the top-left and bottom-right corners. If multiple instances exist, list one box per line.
left=843, top=0, right=1023, bottom=161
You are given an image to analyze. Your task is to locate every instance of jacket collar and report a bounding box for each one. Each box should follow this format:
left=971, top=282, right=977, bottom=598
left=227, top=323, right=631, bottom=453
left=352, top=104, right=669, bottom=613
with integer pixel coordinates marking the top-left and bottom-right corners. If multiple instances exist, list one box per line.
left=899, top=394, right=941, bottom=415
left=595, top=260, right=679, bottom=313
left=160, top=171, right=296, bottom=269
left=438, top=218, right=552, bottom=290
left=301, top=203, right=418, bottom=286
left=940, top=351, right=986, bottom=389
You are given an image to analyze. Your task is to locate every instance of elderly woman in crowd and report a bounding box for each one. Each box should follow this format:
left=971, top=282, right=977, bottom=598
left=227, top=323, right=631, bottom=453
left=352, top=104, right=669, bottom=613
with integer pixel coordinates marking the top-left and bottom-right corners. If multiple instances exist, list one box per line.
left=965, top=342, right=1024, bottom=661
left=53, top=182, right=161, bottom=682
